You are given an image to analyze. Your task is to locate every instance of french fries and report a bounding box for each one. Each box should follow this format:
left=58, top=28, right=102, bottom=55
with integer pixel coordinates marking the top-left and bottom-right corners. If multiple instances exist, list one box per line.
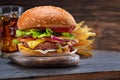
left=73, top=21, right=96, bottom=58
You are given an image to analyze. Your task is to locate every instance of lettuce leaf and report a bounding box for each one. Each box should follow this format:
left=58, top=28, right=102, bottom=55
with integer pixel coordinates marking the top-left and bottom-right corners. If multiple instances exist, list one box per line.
left=16, top=28, right=53, bottom=38
left=16, top=28, right=73, bottom=39
left=16, top=30, right=26, bottom=37
left=46, top=28, right=53, bottom=34
left=62, top=32, right=73, bottom=38
left=30, top=29, right=42, bottom=38
left=13, top=39, right=20, bottom=44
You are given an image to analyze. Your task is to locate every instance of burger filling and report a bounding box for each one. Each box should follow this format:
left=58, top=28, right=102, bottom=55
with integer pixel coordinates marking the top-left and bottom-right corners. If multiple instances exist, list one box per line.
left=13, top=21, right=96, bottom=57
left=13, top=28, right=77, bottom=54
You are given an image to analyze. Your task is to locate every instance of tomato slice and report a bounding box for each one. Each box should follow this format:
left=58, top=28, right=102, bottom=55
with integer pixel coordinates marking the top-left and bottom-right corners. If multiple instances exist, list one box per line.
left=17, top=38, right=36, bottom=42
left=52, top=26, right=75, bottom=33
left=52, top=28, right=69, bottom=32
left=43, top=37, right=59, bottom=43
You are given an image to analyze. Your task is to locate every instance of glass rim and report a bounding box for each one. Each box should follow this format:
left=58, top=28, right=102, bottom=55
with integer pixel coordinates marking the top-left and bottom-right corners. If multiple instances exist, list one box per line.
left=0, top=5, right=23, bottom=9
left=0, top=5, right=24, bottom=17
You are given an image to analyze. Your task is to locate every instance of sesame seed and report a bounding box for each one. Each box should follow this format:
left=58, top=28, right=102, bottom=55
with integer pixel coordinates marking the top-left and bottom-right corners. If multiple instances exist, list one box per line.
left=26, top=17, right=29, bottom=20
left=32, top=18, right=35, bottom=21
left=24, top=18, right=27, bottom=21
left=61, top=21, right=65, bottom=24
left=42, top=20, right=46, bottom=23
left=67, top=20, right=70, bottom=23
left=37, top=24, right=40, bottom=27
left=48, top=17, right=51, bottom=20
left=51, top=19, right=54, bottom=21
left=44, top=22, right=46, bottom=23
left=62, top=12, right=65, bottom=15
left=53, top=18, right=56, bottom=20
left=26, top=17, right=29, bottom=19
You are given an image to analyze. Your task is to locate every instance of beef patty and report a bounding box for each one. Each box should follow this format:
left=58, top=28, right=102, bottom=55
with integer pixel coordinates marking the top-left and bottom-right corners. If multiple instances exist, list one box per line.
left=22, top=41, right=67, bottom=50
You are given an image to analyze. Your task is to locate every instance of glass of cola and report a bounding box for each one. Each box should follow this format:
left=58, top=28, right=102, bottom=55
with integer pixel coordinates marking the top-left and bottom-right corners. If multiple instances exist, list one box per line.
left=0, top=6, right=23, bottom=58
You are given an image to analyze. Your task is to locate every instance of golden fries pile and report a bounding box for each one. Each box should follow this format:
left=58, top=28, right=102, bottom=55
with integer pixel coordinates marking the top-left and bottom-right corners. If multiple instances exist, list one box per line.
left=73, top=21, right=96, bottom=58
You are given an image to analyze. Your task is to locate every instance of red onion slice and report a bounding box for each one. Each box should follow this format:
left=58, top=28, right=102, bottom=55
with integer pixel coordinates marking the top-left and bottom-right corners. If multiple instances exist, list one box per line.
left=51, top=35, right=64, bottom=42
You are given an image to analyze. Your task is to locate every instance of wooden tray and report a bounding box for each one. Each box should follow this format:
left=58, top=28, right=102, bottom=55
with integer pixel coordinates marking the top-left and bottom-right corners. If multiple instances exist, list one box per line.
left=9, top=52, right=80, bottom=67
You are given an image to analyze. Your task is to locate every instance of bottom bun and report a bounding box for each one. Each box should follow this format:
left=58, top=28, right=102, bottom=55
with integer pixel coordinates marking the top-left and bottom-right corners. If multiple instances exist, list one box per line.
left=18, top=44, right=77, bottom=57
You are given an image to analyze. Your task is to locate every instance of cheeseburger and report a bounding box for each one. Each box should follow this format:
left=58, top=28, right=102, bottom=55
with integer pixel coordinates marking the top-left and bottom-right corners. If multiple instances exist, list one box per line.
left=14, top=6, right=95, bottom=57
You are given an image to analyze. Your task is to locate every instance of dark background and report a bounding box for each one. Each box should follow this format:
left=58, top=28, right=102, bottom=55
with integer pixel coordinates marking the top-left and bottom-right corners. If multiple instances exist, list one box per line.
left=0, top=0, right=120, bottom=51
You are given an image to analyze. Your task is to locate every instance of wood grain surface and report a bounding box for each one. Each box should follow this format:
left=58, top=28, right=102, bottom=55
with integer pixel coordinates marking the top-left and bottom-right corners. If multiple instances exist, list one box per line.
left=0, top=50, right=120, bottom=80
left=9, top=53, right=80, bottom=67
left=0, top=0, right=120, bottom=51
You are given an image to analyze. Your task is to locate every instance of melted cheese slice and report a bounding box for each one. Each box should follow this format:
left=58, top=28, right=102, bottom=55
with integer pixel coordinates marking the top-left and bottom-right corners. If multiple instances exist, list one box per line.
left=26, top=39, right=45, bottom=49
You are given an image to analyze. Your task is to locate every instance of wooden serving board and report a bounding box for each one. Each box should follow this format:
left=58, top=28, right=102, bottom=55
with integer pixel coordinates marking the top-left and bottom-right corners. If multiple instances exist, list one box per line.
left=9, top=52, right=80, bottom=67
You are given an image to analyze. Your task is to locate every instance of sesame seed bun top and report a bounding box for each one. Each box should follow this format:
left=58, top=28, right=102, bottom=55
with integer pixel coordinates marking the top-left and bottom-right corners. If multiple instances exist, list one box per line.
left=17, top=6, right=76, bottom=30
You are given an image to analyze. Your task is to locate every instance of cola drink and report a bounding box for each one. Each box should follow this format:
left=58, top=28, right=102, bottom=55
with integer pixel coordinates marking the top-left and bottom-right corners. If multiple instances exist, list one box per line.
left=0, top=6, right=23, bottom=58
left=0, top=15, right=18, bottom=53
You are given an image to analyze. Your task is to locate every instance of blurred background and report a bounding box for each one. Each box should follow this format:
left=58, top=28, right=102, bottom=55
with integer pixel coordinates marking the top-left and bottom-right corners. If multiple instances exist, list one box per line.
left=0, top=0, right=120, bottom=51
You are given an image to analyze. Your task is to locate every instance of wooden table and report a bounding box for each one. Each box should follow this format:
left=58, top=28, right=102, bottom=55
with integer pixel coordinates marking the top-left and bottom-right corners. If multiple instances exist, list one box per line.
left=0, top=50, right=120, bottom=80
